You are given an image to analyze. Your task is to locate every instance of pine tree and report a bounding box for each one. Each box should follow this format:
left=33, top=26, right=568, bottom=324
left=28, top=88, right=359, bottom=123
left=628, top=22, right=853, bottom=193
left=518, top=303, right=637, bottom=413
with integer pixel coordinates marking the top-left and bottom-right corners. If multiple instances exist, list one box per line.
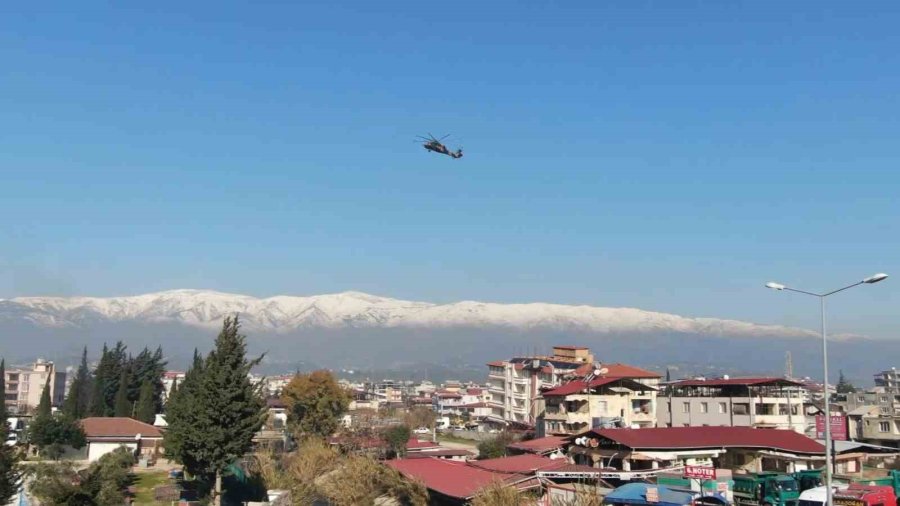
left=135, top=380, right=156, bottom=424
left=837, top=370, right=857, bottom=394
left=0, top=359, right=22, bottom=504
left=64, top=346, right=92, bottom=419
left=113, top=371, right=132, bottom=418
left=165, top=318, right=265, bottom=505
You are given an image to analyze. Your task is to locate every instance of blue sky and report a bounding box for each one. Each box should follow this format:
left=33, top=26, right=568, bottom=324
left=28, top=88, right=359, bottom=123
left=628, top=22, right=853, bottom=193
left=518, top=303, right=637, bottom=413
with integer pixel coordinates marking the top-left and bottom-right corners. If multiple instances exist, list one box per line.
left=1, top=2, right=898, bottom=337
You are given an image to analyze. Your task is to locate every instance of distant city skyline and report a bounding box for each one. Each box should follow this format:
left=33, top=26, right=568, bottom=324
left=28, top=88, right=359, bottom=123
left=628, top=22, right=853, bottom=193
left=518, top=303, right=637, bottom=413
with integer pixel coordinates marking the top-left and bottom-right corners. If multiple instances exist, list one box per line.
left=1, top=2, right=898, bottom=338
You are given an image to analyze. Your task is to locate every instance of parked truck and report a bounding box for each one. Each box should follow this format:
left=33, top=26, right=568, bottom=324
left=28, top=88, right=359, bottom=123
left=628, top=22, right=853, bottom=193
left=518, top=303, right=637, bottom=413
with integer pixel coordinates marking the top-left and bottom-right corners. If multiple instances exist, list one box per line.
left=859, top=469, right=900, bottom=495
left=734, top=473, right=802, bottom=506
left=834, top=484, right=896, bottom=506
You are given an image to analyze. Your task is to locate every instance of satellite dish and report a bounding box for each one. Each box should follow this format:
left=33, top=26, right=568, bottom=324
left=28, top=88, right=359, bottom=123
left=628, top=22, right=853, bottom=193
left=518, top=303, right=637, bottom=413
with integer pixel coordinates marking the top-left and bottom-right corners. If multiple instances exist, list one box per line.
left=598, top=367, right=609, bottom=376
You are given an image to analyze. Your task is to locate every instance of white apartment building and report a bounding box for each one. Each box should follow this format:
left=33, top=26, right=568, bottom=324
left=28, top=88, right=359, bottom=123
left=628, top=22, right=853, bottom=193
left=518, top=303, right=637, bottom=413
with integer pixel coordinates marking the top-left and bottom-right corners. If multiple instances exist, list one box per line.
left=3, top=359, right=67, bottom=414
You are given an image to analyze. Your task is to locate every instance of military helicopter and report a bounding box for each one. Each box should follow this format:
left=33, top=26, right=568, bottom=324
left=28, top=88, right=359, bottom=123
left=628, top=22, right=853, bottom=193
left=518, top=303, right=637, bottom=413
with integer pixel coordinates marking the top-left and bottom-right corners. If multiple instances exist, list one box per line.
left=416, top=134, right=463, bottom=159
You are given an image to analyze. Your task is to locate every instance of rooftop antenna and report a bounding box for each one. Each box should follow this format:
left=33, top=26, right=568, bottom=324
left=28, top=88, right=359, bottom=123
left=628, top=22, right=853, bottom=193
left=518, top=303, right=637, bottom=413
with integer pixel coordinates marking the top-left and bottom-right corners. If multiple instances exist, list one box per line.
left=785, top=351, right=793, bottom=379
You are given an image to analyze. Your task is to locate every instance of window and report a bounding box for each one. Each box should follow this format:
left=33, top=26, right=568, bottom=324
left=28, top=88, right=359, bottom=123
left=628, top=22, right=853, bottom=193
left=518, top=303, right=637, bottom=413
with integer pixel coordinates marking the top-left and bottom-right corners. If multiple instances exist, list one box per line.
left=733, top=403, right=749, bottom=415
left=879, top=422, right=890, bottom=433
left=718, top=402, right=727, bottom=414
left=700, top=402, right=708, bottom=414
left=882, top=407, right=891, bottom=414
left=682, top=402, right=691, bottom=413
left=882, top=396, right=889, bottom=403
left=858, top=396, right=866, bottom=402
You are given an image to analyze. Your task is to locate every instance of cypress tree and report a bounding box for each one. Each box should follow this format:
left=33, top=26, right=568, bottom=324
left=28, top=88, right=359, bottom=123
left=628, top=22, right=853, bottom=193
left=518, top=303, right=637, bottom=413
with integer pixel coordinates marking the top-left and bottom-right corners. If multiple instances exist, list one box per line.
left=135, top=380, right=156, bottom=424
left=164, top=349, right=202, bottom=465
left=35, top=375, right=52, bottom=418
left=166, top=379, right=178, bottom=410
left=113, top=372, right=132, bottom=418
left=0, top=358, right=22, bottom=503
left=64, top=346, right=92, bottom=419
left=89, top=344, right=110, bottom=416
left=165, top=318, right=265, bottom=505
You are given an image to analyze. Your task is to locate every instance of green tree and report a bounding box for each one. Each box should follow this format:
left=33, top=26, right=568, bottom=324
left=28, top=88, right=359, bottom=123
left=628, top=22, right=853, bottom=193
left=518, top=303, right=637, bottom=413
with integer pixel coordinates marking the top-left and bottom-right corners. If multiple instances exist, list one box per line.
left=27, top=414, right=86, bottom=459
left=63, top=347, right=93, bottom=419
left=477, top=432, right=515, bottom=460
left=165, top=317, right=266, bottom=506
left=0, top=359, right=22, bottom=504
left=837, top=370, right=857, bottom=394
left=281, top=370, right=350, bottom=438
left=89, top=342, right=128, bottom=417
left=113, top=371, right=132, bottom=417
left=166, top=378, right=178, bottom=410
left=164, top=349, right=203, bottom=466
left=381, top=424, right=411, bottom=458
left=135, top=379, right=156, bottom=424
left=35, top=375, right=52, bottom=418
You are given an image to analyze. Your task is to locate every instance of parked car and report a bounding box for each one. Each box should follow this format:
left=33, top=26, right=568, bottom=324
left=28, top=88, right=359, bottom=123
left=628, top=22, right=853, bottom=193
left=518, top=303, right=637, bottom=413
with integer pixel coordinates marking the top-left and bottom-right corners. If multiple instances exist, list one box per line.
left=413, top=427, right=431, bottom=435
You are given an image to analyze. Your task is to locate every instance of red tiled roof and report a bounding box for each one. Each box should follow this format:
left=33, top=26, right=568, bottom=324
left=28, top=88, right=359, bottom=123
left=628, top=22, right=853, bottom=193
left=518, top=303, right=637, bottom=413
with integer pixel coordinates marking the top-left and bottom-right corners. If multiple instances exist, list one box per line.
left=435, top=391, right=462, bottom=398
left=81, top=417, right=163, bottom=439
left=603, top=363, right=661, bottom=379
left=468, top=454, right=567, bottom=474
left=487, top=360, right=506, bottom=367
left=466, top=388, right=483, bottom=395
left=670, top=377, right=803, bottom=387
left=406, top=438, right=442, bottom=450
left=386, top=459, right=534, bottom=500
left=506, top=436, right=568, bottom=454
left=542, top=377, right=620, bottom=397
left=583, top=427, right=824, bottom=455
left=405, top=448, right=474, bottom=458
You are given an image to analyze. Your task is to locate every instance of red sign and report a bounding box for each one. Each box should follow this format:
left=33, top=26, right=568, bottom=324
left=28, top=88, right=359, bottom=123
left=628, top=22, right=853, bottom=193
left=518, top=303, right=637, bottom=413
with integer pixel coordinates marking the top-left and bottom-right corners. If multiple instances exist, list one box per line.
left=815, top=415, right=848, bottom=441
left=684, top=465, right=717, bottom=480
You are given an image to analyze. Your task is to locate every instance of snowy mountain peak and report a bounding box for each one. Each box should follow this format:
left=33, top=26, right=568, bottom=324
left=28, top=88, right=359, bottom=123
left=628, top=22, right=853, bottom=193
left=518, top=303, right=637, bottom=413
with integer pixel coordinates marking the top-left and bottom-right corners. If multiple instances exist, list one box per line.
left=1, top=289, right=816, bottom=339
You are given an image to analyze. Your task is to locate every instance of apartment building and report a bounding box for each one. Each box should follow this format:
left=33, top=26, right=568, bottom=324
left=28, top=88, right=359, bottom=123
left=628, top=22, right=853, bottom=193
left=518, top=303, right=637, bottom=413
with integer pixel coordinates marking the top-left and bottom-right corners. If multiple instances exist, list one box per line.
left=3, top=359, right=67, bottom=414
left=659, top=377, right=808, bottom=434
left=874, top=368, right=900, bottom=392
left=432, top=387, right=490, bottom=417
left=540, top=376, right=657, bottom=435
left=487, top=346, right=596, bottom=424
left=836, top=376, right=900, bottom=447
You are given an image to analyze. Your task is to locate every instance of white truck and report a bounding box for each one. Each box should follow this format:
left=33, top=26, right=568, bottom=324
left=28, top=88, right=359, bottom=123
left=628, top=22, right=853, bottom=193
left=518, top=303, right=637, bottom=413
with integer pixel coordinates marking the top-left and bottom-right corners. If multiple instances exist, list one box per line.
left=798, top=484, right=849, bottom=506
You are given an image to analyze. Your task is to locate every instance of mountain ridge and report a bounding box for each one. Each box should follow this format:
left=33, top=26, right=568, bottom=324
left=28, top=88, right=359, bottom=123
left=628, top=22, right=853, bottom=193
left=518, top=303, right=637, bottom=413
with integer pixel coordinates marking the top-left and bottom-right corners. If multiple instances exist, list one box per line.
left=1, top=288, right=825, bottom=340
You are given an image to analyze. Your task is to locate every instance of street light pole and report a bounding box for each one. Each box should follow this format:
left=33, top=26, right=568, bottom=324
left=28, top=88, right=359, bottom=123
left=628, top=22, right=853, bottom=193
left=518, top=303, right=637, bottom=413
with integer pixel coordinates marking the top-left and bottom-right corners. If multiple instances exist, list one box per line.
left=765, top=273, right=888, bottom=506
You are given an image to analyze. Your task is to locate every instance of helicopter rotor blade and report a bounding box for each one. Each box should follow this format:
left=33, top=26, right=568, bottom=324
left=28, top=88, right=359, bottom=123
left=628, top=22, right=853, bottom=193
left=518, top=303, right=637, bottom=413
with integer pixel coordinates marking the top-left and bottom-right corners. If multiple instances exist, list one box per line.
left=439, top=134, right=451, bottom=141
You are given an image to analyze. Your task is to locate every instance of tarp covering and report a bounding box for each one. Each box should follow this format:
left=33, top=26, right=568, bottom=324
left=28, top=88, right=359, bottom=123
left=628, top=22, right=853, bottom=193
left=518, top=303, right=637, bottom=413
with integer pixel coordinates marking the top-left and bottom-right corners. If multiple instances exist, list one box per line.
left=604, top=483, right=693, bottom=506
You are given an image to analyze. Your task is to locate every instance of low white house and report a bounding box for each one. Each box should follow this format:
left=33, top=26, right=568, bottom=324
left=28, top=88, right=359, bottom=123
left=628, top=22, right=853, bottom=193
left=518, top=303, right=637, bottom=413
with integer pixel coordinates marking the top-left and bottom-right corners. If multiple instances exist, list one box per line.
left=81, top=417, right=163, bottom=462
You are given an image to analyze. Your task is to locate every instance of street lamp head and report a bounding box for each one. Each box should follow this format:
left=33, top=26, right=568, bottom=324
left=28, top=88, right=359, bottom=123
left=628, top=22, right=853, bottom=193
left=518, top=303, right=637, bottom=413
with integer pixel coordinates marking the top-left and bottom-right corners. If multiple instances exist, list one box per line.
left=765, top=282, right=786, bottom=291
left=863, top=273, right=889, bottom=284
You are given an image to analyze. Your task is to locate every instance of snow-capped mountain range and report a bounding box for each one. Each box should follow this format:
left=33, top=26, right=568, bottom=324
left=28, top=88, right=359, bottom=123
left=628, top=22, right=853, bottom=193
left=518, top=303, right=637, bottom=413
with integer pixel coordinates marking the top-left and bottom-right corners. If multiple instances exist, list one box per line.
left=1, top=288, right=817, bottom=339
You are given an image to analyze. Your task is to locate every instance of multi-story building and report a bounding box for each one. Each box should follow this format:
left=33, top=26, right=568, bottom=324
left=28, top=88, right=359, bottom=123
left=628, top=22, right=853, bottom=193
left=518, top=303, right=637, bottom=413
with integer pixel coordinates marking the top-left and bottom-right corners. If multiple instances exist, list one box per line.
left=659, top=377, right=808, bottom=434
left=874, top=368, right=900, bottom=393
left=432, top=387, right=491, bottom=417
left=3, top=359, right=67, bottom=414
left=540, top=376, right=657, bottom=435
left=836, top=377, right=900, bottom=447
left=487, top=346, right=596, bottom=424
left=486, top=345, right=661, bottom=425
